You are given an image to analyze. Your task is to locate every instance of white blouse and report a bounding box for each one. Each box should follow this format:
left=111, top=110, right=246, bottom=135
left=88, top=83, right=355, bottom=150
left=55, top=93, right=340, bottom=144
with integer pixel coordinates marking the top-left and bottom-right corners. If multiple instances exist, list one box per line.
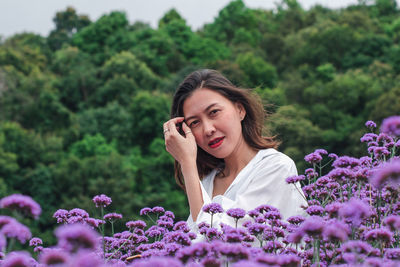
left=187, top=148, right=307, bottom=234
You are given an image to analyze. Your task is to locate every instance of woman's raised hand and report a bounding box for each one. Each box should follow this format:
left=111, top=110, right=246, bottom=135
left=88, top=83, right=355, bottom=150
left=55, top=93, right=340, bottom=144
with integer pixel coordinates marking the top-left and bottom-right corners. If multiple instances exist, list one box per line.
left=163, top=117, right=197, bottom=165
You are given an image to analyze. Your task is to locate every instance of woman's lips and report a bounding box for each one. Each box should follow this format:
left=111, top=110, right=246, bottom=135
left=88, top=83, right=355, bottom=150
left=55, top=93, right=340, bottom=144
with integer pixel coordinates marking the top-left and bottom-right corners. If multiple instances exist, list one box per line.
left=208, top=137, right=224, bottom=148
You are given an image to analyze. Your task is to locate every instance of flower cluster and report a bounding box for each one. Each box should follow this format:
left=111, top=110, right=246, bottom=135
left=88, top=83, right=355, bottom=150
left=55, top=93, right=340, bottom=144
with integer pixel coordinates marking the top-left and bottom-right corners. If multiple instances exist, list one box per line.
left=0, top=194, right=41, bottom=219
left=1, top=117, right=400, bottom=266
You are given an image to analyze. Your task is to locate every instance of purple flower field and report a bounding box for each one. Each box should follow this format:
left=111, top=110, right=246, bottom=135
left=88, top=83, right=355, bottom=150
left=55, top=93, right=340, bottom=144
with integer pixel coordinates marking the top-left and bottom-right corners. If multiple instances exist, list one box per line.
left=0, top=116, right=400, bottom=266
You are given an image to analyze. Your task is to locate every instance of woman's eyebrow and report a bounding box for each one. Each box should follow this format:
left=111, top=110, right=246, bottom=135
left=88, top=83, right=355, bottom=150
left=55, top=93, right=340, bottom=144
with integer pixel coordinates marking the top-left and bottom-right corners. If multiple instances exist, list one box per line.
left=185, top=103, right=218, bottom=121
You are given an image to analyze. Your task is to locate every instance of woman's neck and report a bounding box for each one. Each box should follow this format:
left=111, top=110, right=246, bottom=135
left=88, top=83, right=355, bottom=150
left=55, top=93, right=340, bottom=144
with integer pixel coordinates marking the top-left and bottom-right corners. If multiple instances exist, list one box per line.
left=222, top=138, right=258, bottom=178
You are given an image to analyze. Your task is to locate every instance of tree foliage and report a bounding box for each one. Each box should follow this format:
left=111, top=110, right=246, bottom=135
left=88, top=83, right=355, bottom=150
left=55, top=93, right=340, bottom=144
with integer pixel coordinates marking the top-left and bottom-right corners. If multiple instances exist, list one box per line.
left=1, top=2, right=400, bottom=244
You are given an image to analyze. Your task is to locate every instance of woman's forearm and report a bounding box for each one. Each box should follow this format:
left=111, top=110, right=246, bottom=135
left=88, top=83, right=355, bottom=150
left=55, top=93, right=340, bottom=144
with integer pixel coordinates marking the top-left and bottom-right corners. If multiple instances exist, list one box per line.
left=181, top=160, right=204, bottom=221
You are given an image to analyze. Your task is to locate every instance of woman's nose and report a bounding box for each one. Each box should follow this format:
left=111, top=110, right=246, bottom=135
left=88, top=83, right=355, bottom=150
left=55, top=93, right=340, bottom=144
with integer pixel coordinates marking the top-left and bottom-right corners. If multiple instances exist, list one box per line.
left=203, top=119, right=216, bottom=137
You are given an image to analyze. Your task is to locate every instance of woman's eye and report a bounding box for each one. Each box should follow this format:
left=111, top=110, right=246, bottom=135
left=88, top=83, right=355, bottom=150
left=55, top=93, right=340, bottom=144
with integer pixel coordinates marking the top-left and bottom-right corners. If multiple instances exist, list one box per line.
left=210, top=109, right=219, bottom=116
left=189, top=120, right=199, bottom=128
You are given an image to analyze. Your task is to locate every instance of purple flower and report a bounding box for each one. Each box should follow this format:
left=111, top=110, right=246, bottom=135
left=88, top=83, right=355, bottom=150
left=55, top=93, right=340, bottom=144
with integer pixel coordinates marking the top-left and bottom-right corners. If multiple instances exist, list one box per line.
left=341, top=240, right=374, bottom=254
left=55, top=223, right=99, bottom=252
left=140, top=207, right=152, bottom=215
left=126, top=220, right=146, bottom=230
left=248, top=209, right=261, bottom=218
left=384, top=215, right=400, bottom=231
left=373, top=146, right=390, bottom=158
left=298, top=216, right=325, bottom=237
left=232, top=260, right=265, bottom=267
left=255, top=254, right=279, bottom=265
left=104, top=213, right=123, bottom=221
left=262, top=240, right=283, bottom=253
left=202, top=203, right=223, bottom=214
left=381, top=115, right=400, bottom=137
left=222, top=227, right=246, bottom=243
left=395, top=140, right=400, bottom=148
left=286, top=231, right=303, bottom=244
left=198, top=221, right=211, bottom=234
left=365, top=228, right=393, bottom=243
left=163, top=231, right=192, bottom=246
left=339, top=198, right=372, bottom=226
left=226, top=208, right=246, bottom=219
left=145, top=226, right=166, bottom=238
left=0, top=194, right=41, bottom=219
left=205, top=227, right=222, bottom=240
left=219, top=242, right=250, bottom=261
left=131, top=257, right=184, bottom=267
left=365, top=120, right=377, bottom=129
left=39, top=248, right=69, bottom=265
left=322, top=220, right=349, bottom=242
left=68, top=208, right=89, bottom=218
left=1, top=220, right=32, bottom=243
left=306, top=205, right=324, bottom=216
left=315, top=149, right=328, bottom=155
left=332, top=156, right=360, bottom=168
left=165, top=211, right=175, bottom=219
left=305, top=168, right=318, bottom=179
left=277, top=254, right=301, bottom=266
left=53, top=209, right=68, bottom=223
left=92, top=194, right=112, bottom=208
left=157, top=216, right=174, bottom=228
left=304, top=152, right=323, bottom=164
left=285, top=175, right=305, bottom=184
left=247, top=223, right=267, bottom=236
left=264, top=210, right=281, bottom=220
left=368, top=141, right=379, bottom=147
left=327, top=167, right=354, bottom=182
left=29, top=237, right=42, bottom=247
left=152, top=206, right=165, bottom=213
left=255, top=204, right=279, bottom=214
left=2, top=251, right=34, bottom=267
left=360, top=133, right=378, bottom=143
left=33, top=246, right=43, bottom=253
left=328, top=153, right=338, bottom=160
left=377, top=133, right=394, bottom=144
left=68, top=250, right=104, bottom=267
left=254, top=216, right=266, bottom=224
left=370, top=160, right=400, bottom=189
left=325, top=202, right=343, bottom=217
left=173, top=221, right=190, bottom=233
left=86, top=218, right=105, bottom=228
left=287, top=215, right=306, bottom=225
left=385, top=248, right=400, bottom=260
left=0, top=215, right=15, bottom=228
left=368, top=146, right=377, bottom=154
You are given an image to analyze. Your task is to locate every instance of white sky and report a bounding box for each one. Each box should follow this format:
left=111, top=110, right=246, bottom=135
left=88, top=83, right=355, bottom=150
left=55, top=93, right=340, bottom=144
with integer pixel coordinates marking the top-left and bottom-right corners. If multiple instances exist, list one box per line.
left=0, top=0, right=378, bottom=38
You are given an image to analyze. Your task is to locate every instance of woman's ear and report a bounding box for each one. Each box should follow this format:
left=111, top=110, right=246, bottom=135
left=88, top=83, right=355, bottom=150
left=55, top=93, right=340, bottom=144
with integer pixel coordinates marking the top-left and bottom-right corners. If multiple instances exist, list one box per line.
left=236, top=103, right=246, bottom=121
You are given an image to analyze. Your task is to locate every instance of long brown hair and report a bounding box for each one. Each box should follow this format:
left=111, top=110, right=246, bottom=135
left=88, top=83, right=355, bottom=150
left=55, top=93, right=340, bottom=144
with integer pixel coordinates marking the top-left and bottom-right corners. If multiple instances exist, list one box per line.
left=171, top=69, right=278, bottom=192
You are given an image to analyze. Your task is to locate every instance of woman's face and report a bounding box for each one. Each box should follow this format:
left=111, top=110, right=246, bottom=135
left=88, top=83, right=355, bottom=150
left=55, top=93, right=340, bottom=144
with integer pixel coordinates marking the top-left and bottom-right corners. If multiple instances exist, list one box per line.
left=183, top=88, right=246, bottom=159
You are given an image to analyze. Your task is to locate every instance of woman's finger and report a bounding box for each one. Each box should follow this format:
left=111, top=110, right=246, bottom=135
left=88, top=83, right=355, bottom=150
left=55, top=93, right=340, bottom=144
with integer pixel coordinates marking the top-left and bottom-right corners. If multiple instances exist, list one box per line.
left=181, top=122, right=193, bottom=138
left=167, top=119, right=181, bottom=135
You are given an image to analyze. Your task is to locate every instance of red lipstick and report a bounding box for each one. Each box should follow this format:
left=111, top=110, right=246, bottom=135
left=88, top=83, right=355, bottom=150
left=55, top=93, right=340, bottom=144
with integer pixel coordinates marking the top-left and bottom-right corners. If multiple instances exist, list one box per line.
left=208, top=137, right=224, bottom=148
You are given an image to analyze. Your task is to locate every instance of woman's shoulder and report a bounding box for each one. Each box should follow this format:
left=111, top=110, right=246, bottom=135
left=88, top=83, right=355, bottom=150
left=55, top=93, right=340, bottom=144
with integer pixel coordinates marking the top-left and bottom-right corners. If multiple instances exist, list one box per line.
left=255, top=148, right=296, bottom=169
left=201, top=169, right=218, bottom=184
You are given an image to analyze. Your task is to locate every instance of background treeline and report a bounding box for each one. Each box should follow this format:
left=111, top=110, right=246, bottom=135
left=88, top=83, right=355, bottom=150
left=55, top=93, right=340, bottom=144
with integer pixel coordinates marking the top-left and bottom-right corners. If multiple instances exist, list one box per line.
left=1, top=0, right=400, bottom=243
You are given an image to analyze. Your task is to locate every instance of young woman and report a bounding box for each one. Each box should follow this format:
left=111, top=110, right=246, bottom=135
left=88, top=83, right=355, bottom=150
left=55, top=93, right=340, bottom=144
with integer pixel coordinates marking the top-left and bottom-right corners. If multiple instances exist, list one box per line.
left=163, top=69, right=306, bottom=232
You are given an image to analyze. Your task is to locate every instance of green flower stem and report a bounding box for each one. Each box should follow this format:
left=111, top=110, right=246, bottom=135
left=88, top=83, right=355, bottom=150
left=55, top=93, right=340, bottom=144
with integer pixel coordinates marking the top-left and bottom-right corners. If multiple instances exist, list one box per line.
left=106, top=230, right=134, bottom=261
left=101, top=207, right=105, bottom=259
left=313, top=238, right=320, bottom=266
left=377, top=191, right=382, bottom=226
left=294, top=184, right=308, bottom=203
left=6, top=238, right=15, bottom=254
